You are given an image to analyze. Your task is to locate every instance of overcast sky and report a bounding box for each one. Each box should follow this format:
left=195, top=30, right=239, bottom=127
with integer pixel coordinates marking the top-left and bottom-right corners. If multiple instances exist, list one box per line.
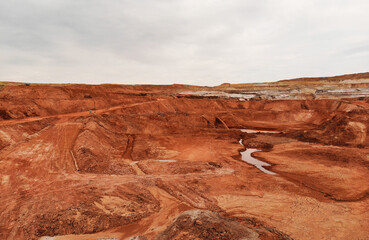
left=0, top=0, right=368, bottom=86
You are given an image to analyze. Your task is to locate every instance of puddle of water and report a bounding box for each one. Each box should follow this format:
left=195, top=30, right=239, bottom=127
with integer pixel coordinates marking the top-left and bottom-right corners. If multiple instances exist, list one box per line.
left=156, top=160, right=177, bottom=163
left=239, top=140, right=276, bottom=175
left=241, top=129, right=281, bottom=134
left=131, top=160, right=177, bottom=164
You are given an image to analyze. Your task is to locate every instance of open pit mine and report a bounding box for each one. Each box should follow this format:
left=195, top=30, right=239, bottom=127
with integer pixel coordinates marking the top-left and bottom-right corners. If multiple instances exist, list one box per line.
left=0, top=72, right=369, bottom=240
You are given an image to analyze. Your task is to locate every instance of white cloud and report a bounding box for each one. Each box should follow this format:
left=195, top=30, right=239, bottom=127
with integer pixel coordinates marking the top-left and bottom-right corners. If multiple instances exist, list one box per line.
left=0, top=0, right=368, bottom=85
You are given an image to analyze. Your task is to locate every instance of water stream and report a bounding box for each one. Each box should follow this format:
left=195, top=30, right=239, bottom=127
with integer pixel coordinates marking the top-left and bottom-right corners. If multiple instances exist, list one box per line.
left=156, top=159, right=177, bottom=163
left=241, top=129, right=281, bottom=134
left=239, top=140, right=276, bottom=175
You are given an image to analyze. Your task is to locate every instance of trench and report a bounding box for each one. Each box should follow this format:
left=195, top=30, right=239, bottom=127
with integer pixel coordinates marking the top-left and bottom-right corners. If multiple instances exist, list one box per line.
left=238, top=139, right=276, bottom=175
left=123, top=134, right=135, bottom=160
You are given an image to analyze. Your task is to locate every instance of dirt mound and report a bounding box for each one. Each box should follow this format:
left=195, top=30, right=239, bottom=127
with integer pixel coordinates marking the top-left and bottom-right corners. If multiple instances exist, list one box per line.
left=72, top=116, right=136, bottom=174
left=24, top=184, right=160, bottom=240
left=155, top=210, right=259, bottom=240
left=294, top=110, right=369, bottom=146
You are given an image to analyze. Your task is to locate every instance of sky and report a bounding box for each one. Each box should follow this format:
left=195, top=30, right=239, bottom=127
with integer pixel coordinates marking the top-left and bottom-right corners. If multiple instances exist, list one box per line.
left=0, top=0, right=368, bottom=86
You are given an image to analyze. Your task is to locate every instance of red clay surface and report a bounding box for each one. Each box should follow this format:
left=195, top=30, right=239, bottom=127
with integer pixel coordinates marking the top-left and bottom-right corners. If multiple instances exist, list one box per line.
left=0, top=79, right=368, bottom=240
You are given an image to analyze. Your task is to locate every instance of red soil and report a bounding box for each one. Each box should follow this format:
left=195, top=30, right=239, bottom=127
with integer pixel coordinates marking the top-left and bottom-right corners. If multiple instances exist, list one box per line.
left=0, top=81, right=368, bottom=240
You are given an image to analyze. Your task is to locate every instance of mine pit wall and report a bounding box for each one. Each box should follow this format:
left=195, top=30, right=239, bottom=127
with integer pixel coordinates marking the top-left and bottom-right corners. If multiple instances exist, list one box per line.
left=0, top=96, right=368, bottom=151
left=113, top=97, right=369, bottom=148
left=0, top=84, right=159, bottom=120
left=0, top=82, right=367, bottom=121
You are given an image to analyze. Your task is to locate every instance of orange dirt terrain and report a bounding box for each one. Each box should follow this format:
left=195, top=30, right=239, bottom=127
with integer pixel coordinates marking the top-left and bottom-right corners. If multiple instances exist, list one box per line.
left=0, top=73, right=369, bottom=240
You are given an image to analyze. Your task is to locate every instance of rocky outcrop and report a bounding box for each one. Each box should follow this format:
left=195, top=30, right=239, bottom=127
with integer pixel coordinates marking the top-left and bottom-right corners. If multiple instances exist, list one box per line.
left=155, top=210, right=260, bottom=240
